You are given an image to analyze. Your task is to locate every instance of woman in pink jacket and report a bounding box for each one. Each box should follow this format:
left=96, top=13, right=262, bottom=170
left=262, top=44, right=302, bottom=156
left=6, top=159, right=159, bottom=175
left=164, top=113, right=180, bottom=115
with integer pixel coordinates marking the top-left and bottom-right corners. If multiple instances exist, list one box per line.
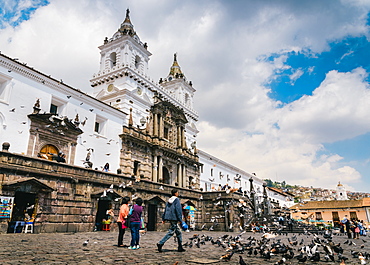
left=117, top=196, right=130, bottom=247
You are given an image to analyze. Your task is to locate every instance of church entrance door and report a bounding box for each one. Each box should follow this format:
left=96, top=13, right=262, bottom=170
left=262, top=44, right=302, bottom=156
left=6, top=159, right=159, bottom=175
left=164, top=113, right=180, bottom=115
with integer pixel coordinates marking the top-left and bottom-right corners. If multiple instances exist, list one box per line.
left=147, top=204, right=157, bottom=231
left=95, top=198, right=111, bottom=231
left=9, top=192, right=37, bottom=233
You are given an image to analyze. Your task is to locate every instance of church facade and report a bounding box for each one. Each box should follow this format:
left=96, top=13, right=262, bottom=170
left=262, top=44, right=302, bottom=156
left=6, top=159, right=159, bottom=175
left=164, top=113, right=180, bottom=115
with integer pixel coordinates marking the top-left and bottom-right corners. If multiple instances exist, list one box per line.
left=0, top=10, right=273, bottom=233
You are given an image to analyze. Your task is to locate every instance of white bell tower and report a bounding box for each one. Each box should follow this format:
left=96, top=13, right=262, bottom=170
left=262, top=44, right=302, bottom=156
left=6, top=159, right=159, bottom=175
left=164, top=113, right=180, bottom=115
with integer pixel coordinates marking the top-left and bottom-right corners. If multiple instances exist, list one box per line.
left=90, top=9, right=152, bottom=101
left=159, top=54, right=199, bottom=151
left=336, top=182, right=348, bottom=200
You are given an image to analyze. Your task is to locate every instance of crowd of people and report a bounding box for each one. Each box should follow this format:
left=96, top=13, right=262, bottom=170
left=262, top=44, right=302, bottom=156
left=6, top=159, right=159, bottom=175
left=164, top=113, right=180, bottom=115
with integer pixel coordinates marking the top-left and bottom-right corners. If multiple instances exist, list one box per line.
left=341, top=215, right=367, bottom=239
left=210, top=184, right=243, bottom=194
left=109, top=189, right=186, bottom=252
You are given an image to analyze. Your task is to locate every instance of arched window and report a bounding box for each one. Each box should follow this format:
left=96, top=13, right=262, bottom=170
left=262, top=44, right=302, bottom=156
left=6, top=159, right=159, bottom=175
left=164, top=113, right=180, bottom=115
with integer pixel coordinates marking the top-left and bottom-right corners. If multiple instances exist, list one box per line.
left=185, top=93, right=189, bottom=105
left=162, top=167, right=170, bottom=184
left=135, top=55, right=141, bottom=69
left=109, top=52, right=117, bottom=68
left=39, top=144, right=58, bottom=161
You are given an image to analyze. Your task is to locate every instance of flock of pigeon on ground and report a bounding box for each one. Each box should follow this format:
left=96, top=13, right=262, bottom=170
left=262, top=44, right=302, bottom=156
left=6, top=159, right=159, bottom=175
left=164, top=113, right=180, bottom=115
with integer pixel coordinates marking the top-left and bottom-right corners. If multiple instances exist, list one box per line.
left=178, top=230, right=369, bottom=264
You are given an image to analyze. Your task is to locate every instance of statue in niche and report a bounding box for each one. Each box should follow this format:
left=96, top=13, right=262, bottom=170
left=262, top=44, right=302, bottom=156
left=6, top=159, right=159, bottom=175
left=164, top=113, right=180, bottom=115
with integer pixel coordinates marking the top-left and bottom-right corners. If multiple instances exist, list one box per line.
left=74, top=114, right=80, bottom=126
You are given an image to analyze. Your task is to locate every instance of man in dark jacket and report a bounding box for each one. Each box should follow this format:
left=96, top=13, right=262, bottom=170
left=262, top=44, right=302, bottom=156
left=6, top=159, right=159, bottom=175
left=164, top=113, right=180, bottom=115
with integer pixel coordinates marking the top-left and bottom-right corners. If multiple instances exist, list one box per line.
left=157, top=189, right=185, bottom=252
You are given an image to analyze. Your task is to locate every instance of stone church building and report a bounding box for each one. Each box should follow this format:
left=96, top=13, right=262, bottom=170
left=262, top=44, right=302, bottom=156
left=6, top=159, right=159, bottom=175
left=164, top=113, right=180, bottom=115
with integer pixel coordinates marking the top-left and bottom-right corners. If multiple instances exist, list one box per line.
left=0, top=10, right=269, bottom=233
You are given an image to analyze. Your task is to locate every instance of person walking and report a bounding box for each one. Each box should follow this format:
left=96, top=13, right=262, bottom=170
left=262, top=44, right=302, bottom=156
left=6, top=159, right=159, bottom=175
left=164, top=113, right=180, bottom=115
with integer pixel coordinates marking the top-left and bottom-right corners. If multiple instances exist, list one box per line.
left=157, top=189, right=185, bottom=252
left=117, top=196, right=130, bottom=247
left=128, top=197, right=143, bottom=250
left=342, top=215, right=352, bottom=239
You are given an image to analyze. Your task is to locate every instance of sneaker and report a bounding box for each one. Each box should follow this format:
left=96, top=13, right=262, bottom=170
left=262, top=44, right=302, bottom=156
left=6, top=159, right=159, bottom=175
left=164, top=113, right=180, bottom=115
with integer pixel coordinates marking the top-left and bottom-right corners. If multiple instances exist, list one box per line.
left=136, top=245, right=140, bottom=249
left=128, top=246, right=137, bottom=250
left=157, top=243, right=163, bottom=252
left=178, top=247, right=186, bottom=252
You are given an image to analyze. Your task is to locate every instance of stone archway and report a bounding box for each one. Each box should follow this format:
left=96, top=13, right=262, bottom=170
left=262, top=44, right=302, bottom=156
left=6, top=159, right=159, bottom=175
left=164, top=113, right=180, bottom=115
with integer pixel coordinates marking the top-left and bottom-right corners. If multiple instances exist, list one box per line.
left=146, top=196, right=165, bottom=231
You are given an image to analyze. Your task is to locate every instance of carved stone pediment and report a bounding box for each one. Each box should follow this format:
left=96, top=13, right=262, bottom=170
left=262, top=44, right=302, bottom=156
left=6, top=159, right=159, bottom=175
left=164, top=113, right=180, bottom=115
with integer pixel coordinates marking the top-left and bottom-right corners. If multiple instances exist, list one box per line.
left=28, top=113, right=83, bottom=137
left=26, top=113, right=83, bottom=161
left=2, top=177, right=54, bottom=193
left=152, top=101, right=188, bottom=124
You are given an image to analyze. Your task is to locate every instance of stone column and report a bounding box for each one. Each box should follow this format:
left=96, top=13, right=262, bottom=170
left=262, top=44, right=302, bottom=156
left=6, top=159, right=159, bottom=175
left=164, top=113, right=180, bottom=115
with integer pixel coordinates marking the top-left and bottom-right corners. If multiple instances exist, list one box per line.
left=181, top=127, right=186, bottom=148
left=177, top=164, right=182, bottom=187
left=152, top=156, right=158, bottom=182
left=177, top=126, right=181, bottom=147
left=182, top=164, right=186, bottom=188
left=159, top=115, right=163, bottom=138
left=153, top=114, right=158, bottom=137
left=158, top=156, right=163, bottom=182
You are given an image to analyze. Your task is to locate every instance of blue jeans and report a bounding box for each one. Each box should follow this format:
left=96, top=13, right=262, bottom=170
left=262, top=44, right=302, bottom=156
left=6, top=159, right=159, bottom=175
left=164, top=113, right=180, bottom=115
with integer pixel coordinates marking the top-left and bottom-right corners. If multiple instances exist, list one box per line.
left=159, top=221, right=182, bottom=245
left=130, top=222, right=141, bottom=246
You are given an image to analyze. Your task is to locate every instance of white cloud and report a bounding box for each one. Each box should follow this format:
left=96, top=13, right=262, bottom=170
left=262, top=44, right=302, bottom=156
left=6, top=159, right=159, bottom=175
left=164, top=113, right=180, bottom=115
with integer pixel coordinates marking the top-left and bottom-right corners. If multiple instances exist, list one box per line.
left=1, top=0, right=370, bottom=191
left=278, top=68, right=370, bottom=143
left=289, top=68, right=303, bottom=85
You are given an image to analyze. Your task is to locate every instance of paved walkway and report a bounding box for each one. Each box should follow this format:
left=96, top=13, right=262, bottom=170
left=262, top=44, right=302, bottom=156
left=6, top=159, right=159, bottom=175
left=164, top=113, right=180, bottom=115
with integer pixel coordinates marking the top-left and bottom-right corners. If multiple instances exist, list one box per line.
left=0, top=230, right=368, bottom=264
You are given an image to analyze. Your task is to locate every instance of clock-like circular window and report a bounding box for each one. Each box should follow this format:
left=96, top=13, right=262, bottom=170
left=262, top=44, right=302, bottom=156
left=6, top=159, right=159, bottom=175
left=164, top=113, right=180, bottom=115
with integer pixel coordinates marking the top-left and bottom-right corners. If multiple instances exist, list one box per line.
left=107, top=84, right=114, bottom=92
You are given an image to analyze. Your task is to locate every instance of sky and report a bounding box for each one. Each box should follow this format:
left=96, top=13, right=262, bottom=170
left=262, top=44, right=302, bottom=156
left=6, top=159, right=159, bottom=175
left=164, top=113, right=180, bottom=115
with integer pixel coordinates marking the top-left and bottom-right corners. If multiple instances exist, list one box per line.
left=1, top=0, right=370, bottom=192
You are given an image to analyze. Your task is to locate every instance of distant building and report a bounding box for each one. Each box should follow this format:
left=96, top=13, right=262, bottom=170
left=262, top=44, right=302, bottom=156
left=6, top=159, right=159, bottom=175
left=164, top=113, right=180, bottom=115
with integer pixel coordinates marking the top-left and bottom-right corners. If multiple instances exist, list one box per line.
left=336, top=181, right=348, bottom=200
left=290, top=198, right=370, bottom=227
left=266, top=187, right=295, bottom=208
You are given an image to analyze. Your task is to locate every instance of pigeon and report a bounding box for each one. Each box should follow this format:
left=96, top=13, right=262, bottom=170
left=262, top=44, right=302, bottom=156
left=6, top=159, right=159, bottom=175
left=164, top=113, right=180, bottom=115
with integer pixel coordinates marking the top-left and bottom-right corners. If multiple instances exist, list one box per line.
left=296, top=253, right=307, bottom=263
left=239, top=255, right=247, bottom=265
left=275, top=257, right=286, bottom=264
left=338, top=253, right=349, bottom=262
left=220, top=252, right=234, bottom=261
left=359, top=253, right=367, bottom=265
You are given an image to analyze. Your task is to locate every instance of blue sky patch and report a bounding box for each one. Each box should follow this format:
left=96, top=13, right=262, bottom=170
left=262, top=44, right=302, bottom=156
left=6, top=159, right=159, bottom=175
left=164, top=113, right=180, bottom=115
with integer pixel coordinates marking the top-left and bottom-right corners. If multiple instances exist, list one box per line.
left=0, top=0, right=49, bottom=28
left=267, top=36, right=370, bottom=104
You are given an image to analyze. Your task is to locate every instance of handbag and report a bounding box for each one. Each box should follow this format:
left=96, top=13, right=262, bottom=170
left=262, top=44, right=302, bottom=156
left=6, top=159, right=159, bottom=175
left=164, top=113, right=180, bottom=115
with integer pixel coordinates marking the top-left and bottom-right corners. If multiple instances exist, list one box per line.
left=125, top=215, right=132, bottom=228
left=123, top=206, right=133, bottom=229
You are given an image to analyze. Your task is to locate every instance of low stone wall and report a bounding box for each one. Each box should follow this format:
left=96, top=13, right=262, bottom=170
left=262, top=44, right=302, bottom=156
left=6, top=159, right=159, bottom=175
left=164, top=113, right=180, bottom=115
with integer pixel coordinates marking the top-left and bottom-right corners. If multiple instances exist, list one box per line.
left=0, top=151, right=251, bottom=233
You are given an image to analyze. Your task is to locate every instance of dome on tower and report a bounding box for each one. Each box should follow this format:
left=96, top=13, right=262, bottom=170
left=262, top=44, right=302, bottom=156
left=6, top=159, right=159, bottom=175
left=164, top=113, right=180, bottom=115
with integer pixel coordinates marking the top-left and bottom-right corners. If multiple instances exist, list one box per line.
left=118, top=9, right=136, bottom=37
left=169, top=53, right=185, bottom=79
